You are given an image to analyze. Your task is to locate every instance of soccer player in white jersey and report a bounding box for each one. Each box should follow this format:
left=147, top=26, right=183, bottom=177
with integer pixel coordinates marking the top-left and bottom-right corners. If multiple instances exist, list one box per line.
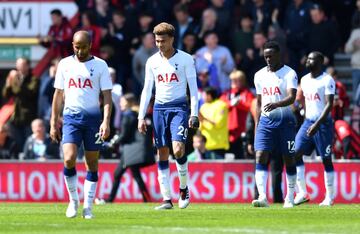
left=138, top=22, right=199, bottom=210
left=252, top=41, right=298, bottom=208
left=50, top=31, right=112, bottom=218
left=294, top=51, right=335, bottom=206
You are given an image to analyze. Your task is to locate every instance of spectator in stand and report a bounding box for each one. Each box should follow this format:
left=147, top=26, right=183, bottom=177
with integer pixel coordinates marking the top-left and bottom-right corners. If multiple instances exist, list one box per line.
left=242, top=30, right=267, bottom=88
left=283, top=0, right=312, bottom=72
left=345, top=7, right=360, bottom=102
left=129, top=13, right=155, bottom=55
left=135, top=0, right=173, bottom=24
left=326, top=67, right=350, bottom=121
left=187, top=132, right=217, bottom=161
left=94, top=0, right=113, bottom=31
left=267, top=8, right=287, bottom=62
left=220, top=70, right=254, bottom=159
left=105, top=10, right=135, bottom=86
left=197, top=8, right=219, bottom=47
left=173, top=3, right=199, bottom=50
left=182, top=32, right=199, bottom=55
left=39, top=9, right=73, bottom=58
left=199, top=87, right=229, bottom=159
left=79, top=10, right=102, bottom=57
left=0, top=124, right=19, bottom=160
left=38, top=58, right=60, bottom=130
left=209, top=0, right=232, bottom=47
left=251, top=0, right=274, bottom=34
left=195, top=31, right=235, bottom=93
left=305, top=4, right=339, bottom=66
left=23, top=119, right=60, bottom=160
left=232, top=15, right=254, bottom=71
left=2, top=58, right=39, bottom=151
left=132, top=32, right=157, bottom=97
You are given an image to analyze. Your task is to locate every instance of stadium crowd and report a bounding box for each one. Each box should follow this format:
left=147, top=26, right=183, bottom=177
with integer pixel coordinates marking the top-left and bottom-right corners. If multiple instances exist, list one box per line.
left=1, top=0, right=360, bottom=160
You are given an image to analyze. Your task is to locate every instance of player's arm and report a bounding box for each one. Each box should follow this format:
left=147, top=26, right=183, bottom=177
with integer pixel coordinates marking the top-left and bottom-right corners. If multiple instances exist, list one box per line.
left=185, top=56, right=199, bottom=128
left=100, top=89, right=112, bottom=140
left=50, top=88, right=64, bottom=143
left=255, top=94, right=262, bottom=127
left=264, top=88, right=296, bottom=112
left=138, top=61, right=154, bottom=134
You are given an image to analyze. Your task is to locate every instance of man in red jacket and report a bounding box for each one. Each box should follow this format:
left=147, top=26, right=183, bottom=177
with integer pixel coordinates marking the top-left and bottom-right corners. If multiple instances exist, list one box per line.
left=39, top=9, right=73, bottom=58
left=220, top=70, right=254, bottom=159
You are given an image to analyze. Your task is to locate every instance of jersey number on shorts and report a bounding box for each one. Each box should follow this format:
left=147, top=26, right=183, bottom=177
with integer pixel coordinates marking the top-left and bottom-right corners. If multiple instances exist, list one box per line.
left=287, top=140, right=295, bottom=153
left=177, top=126, right=188, bottom=140
left=95, top=133, right=103, bottom=144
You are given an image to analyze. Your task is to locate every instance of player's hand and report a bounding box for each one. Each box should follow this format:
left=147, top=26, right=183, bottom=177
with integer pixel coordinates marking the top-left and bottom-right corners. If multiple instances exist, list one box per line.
left=138, top=119, right=147, bottom=134
left=189, top=116, right=200, bottom=129
left=263, top=102, right=278, bottom=112
left=50, top=125, right=61, bottom=143
left=307, top=123, right=319, bottom=137
left=99, top=122, right=110, bottom=140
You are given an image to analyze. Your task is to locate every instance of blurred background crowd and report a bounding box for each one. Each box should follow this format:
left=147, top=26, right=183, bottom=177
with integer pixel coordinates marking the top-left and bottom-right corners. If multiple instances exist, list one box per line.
left=1, top=0, right=360, bottom=161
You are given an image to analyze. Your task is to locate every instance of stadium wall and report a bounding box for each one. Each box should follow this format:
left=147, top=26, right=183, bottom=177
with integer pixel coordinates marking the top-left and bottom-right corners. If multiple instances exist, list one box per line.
left=0, top=161, right=359, bottom=203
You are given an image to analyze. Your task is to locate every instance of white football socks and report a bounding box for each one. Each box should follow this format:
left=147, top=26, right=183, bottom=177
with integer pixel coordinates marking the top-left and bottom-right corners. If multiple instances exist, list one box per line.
left=296, top=165, right=307, bottom=195
left=176, top=160, right=188, bottom=189
left=83, top=180, right=97, bottom=209
left=255, top=169, right=268, bottom=200
left=158, top=167, right=171, bottom=201
left=64, top=175, right=79, bottom=203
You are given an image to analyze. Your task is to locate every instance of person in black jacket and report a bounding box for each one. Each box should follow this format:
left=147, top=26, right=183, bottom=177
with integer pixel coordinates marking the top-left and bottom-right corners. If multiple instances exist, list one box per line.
left=98, top=93, right=154, bottom=203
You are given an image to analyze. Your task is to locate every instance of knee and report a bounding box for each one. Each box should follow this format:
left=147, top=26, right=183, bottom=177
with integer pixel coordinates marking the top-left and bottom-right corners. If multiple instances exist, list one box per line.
left=255, top=151, right=268, bottom=164
left=64, top=157, right=76, bottom=168
left=173, top=145, right=184, bottom=159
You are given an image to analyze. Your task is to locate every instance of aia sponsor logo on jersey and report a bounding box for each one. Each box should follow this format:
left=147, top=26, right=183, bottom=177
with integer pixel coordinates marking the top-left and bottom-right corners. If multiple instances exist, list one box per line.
left=157, top=73, right=179, bottom=83
left=305, top=93, right=321, bottom=101
left=262, top=86, right=281, bottom=96
left=68, top=77, right=93, bottom=88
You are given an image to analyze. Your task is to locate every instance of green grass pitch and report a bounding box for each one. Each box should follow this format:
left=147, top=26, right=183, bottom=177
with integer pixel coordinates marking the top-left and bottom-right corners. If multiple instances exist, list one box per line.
left=0, top=203, right=359, bottom=234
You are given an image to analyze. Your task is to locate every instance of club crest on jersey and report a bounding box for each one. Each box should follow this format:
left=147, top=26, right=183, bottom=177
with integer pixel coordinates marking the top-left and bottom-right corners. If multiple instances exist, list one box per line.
left=68, top=77, right=93, bottom=88
left=157, top=73, right=179, bottom=83
left=262, top=86, right=281, bottom=96
left=305, top=93, right=321, bottom=101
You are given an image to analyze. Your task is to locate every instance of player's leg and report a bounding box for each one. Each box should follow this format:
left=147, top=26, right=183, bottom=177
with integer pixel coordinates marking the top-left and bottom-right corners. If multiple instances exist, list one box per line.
left=153, top=109, right=173, bottom=209
left=82, top=126, right=103, bottom=218
left=170, top=109, right=190, bottom=208
left=63, top=143, right=79, bottom=218
left=252, top=123, right=272, bottom=207
left=155, top=147, right=173, bottom=210
left=314, top=121, right=335, bottom=206
left=62, top=122, right=82, bottom=218
left=130, top=166, right=151, bottom=202
left=294, top=121, right=314, bottom=205
left=106, top=162, right=127, bottom=203
left=172, top=141, right=189, bottom=208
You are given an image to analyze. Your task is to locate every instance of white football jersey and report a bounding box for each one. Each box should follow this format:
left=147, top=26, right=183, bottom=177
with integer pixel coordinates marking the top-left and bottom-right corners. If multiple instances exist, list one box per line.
left=300, top=72, right=335, bottom=121
left=254, top=65, right=297, bottom=124
left=138, top=49, right=198, bottom=119
left=54, top=56, right=113, bottom=117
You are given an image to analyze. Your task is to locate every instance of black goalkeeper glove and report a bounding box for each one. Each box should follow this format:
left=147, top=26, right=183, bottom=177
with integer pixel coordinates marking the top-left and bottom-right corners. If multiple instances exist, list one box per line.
left=189, top=116, right=199, bottom=129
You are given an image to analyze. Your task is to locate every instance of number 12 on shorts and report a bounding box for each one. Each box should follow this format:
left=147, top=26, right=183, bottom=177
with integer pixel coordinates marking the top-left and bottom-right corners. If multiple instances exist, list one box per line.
left=287, top=140, right=295, bottom=153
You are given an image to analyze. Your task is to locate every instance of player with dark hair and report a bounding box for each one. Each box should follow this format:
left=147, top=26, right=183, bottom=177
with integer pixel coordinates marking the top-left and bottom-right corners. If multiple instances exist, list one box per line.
left=294, top=51, right=335, bottom=206
left=138, top=22, right=199, bottom=210
left=50, top=30, right=113, bottom=219
left=252, top=40, right=298, bottom=208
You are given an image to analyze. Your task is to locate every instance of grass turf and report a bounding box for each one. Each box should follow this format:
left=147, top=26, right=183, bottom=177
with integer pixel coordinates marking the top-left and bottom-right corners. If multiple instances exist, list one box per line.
left=0, top=203, right=359, bottom=234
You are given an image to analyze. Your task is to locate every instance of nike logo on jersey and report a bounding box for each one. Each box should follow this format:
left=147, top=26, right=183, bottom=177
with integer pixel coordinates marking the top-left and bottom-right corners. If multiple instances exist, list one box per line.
left=157, top=73, right=179, bottom=83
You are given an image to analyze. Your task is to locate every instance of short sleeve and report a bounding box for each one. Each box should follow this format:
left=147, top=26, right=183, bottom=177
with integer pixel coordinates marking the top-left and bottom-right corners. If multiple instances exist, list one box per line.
left=54, top=60, right=64, bottom=90
left=100, top=63, right=113, bottom=91
left=325, top=76, right=336, bottom=95
left=254, top=72, right=261, bottom=95
left=286, top=70, right=298, bottom=90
